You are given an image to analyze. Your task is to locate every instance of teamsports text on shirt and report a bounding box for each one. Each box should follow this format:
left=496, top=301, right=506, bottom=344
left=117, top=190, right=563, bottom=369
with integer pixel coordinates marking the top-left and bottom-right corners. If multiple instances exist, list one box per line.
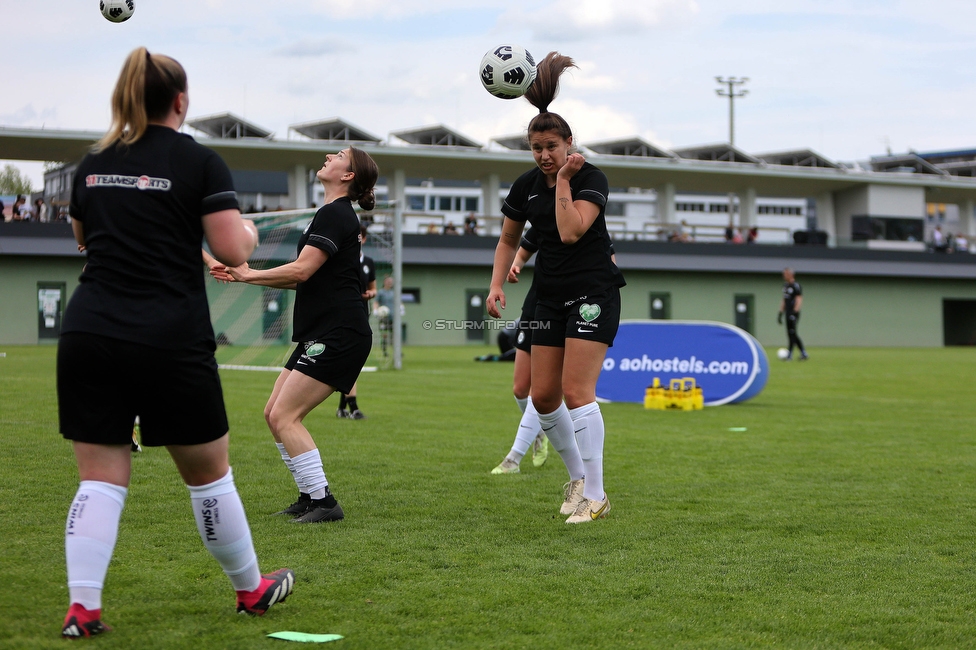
left=86, top=174, right=172, bottom=191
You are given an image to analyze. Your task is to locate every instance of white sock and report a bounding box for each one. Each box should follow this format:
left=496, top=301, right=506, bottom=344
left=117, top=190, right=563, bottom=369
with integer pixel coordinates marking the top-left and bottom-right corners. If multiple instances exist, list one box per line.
left=509, top=397, right=541, bottom=461
left=275, top=442, right=305, bottom=493
left=536, top=402, right=584, bottom=481
left=570, top=402, right=605, bottom=501
left=291, top=449, right=329, bottom=500
left=515, top=396, right=528, bottom=414
left=187, top=468, right=261, bottom=592
left=65, top=481, right=127, bottom=610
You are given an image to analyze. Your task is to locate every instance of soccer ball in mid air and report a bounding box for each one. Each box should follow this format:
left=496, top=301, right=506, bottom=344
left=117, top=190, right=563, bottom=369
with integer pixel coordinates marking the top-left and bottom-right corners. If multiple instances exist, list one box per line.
left=100, top=0, right=134, bottom=23
left=777, top=348, right=790, bottom=360
left=480, top=45, right=536, bottom=99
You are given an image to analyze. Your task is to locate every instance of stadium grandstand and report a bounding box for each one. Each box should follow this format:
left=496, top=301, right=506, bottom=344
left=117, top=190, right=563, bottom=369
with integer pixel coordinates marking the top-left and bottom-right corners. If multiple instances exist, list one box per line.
left=2, top=117, right=976, bottom=350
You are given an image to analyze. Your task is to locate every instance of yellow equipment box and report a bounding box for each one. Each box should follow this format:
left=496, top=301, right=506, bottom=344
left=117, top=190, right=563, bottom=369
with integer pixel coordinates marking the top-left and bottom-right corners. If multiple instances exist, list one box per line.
left=644, top=377, right=704, bottom=411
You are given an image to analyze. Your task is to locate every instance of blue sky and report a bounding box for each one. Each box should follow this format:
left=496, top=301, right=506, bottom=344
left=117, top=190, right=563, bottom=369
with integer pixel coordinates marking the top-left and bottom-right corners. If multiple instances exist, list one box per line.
left=4, top=0, right=976, bottom=186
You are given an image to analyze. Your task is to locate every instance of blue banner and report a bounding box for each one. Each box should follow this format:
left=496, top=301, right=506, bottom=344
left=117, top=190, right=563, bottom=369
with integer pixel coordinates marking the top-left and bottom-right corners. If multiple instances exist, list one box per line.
left=597, top=320, right=769, bottom=406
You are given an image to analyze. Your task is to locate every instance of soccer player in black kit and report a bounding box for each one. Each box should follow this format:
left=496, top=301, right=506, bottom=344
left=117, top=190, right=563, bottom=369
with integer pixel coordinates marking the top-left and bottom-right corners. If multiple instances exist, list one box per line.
left=491, top=227, right=549, bottom=474
left=487, top=52, right=626, bottom=523
left=211, top=147, right=379, bottom=524
left=57, top=48, right=292, bottom=638
left=337, top=225, right=376, bottom=420
left=778, top=267, right=808, bottom=360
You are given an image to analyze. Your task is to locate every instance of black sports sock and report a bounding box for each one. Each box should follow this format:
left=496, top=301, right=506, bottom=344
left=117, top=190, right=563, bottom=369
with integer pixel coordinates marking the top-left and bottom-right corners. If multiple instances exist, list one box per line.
left=339, top=394, right=348, bottom=410
left=312, top=487, right=338, bottom=509
left=346, top=396, right=359, bottom=412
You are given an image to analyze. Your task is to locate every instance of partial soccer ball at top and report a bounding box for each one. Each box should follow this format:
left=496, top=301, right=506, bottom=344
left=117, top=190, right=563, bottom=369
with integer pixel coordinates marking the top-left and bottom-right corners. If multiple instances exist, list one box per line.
left=100, top=0, right=134, bottom=22
left=480, top=45, right=537, bottom=100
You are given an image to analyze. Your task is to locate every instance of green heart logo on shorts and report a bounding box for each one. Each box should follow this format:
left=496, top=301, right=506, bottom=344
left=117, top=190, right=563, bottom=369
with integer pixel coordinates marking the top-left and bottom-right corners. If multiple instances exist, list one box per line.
left=579, top=303, right=601, bottom=322
left=305, top=343, right=326, bottom=356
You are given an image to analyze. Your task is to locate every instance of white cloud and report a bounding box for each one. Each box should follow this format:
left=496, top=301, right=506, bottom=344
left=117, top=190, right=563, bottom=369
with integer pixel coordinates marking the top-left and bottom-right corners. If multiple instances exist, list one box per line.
left=305, top=0, right=495, bottom=19
left=551, top=99, right=642, bottom=144
left=1, top=105, right=59, bottom=127
left=7, top=0, right=976, bottom=182
left=504, top=0, right=700, bottom=41
left=562, top=60, right=620, bottom=91
left=274, top=38, right=352, bottom=58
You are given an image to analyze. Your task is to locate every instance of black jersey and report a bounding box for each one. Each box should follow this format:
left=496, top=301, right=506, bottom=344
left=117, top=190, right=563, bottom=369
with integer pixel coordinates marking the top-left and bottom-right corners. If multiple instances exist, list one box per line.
left=520, top=225, right=541, bottom=255
left=64, top=125, right=239, bottom=350
left=360, top=253, right=376, bottom=297
left=519, top=227, right=541, bottom=316
left=783, top=281, right=802, bottom=313
left=293, top=198, right=370, bottom=341
left=502, top=162, right=625, bottom=302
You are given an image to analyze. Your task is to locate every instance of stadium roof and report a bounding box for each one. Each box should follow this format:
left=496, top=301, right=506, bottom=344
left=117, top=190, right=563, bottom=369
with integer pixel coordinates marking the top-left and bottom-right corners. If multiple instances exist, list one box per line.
left=491, top=134, right=529, bottom=150
left=756, top=149, right=839, bottom=169
left=869, top=153, right=949, bottom=176
left=672, top=143, right=761, bottom=164
left=585, top=137, right=677, bottom=159
left=186, top=112, right=272, bottom=140
left=916, top=148, right=976, bottom=163
left=390, top=124, right=481, bottom=148
left=6, top=126, right=976, bottom=203
left=289, top=118, right=381, bottom=143
left=932, top=160, right=976, bottom=177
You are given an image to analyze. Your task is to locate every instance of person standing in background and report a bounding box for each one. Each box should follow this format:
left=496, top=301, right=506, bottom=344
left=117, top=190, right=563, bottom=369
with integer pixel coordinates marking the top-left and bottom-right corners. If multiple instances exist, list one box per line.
left=778, top=267, right=808, bottom=361
left=338, top=225, right=376, bottom=420
left=11, top=195, right=26, bottom=221
left=36, top=197, right=49, bottom=222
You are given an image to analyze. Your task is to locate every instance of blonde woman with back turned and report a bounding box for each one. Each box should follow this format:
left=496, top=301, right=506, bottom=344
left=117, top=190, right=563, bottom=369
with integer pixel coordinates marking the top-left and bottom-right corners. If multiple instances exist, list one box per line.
left=57, top=47, right=292, bottom=638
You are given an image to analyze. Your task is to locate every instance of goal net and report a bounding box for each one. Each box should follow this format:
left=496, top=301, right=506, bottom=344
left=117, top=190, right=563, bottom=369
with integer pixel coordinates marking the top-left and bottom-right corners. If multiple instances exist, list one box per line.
left=206, top=203, right=399, bottom=372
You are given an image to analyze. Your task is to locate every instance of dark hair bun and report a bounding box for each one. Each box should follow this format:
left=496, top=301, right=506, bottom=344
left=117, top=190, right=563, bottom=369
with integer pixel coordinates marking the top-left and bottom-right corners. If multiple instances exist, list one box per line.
left=358, top=188, right=376, bottom=212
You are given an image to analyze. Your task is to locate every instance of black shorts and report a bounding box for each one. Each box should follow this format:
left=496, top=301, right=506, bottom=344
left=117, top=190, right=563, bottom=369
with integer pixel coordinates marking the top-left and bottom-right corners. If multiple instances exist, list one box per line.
left=514, top=321, right=533, bottom=352
left=532, top=287, right=621, bottom=348
left=515, top=283, right=538, bottom=352
left=57, top=332, right=229, bottom=447
left=285, top=328, right=372, bottom=395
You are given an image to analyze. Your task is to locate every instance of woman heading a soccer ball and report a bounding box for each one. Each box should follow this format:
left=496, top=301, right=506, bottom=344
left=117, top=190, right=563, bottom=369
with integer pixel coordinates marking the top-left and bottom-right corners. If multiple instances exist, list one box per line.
left=487, top=52, right=626, bottom=523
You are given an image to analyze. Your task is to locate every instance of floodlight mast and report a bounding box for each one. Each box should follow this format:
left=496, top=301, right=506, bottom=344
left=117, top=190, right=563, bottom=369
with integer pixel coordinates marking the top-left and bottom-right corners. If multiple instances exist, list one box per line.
left=715, top=76, right=749, bottom=146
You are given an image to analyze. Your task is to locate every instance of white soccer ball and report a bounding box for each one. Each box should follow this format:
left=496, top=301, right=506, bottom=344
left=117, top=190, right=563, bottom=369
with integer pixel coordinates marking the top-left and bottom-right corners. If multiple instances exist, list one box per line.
left=480, top=45, right=537, bottom=100
left=777, top=348, right=790, bottom=360
left=375, top=305, right=390, bottom=319
left=100, top=0, right=134, bottom=23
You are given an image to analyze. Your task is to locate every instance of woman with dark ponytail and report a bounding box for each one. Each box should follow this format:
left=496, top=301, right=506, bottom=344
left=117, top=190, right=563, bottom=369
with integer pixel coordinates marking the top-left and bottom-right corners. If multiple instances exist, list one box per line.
left=58, top=47, right=292, bottom=639
left=211, top=147, right=379, bottom=524
left=487, top=52, right=626, bottom=524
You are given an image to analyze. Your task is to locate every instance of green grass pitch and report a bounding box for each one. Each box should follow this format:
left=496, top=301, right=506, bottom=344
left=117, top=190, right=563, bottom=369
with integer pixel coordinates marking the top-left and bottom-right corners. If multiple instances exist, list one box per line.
left=2, top=345, right=975, bottom=648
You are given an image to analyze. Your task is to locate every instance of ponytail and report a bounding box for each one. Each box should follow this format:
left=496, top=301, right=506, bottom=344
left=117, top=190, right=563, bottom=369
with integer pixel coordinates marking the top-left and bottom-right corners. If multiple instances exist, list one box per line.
left=94, top=47, right=187, bottom=152
left=524, top=52, right=576, bottom=141
left=348, top=147, right=379, bottom=211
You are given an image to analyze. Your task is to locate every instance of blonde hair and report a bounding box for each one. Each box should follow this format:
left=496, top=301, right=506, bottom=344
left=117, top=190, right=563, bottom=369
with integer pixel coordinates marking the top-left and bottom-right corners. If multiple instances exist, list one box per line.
left=94, top=47, right=187, bottom=152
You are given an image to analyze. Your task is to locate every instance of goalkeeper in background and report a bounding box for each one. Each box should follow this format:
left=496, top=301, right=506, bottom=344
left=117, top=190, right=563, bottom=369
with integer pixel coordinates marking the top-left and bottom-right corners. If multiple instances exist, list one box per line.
left=778, top=267, right=808, bottom=361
